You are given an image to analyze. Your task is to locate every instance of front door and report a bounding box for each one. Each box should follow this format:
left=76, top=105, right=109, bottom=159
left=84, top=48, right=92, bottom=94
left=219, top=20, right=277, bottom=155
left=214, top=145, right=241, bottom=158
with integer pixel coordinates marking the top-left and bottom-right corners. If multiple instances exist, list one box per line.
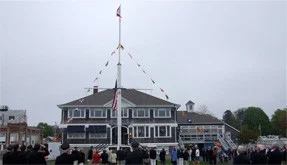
left=112, top=127, right=128, bottom=145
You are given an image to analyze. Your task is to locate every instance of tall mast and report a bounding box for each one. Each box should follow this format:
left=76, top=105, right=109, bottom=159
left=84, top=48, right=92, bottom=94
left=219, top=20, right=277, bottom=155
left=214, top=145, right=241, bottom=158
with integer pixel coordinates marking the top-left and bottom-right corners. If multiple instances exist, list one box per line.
left=117, top=5, right=122, bottom=149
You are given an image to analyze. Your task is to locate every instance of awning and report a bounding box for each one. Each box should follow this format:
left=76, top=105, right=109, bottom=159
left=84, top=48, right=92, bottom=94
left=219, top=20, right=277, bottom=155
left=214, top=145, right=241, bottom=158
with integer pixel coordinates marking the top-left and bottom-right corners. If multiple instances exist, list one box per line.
left=67, top=126, right=85, bottom=133
left=88, top=125, right=106, bottom=133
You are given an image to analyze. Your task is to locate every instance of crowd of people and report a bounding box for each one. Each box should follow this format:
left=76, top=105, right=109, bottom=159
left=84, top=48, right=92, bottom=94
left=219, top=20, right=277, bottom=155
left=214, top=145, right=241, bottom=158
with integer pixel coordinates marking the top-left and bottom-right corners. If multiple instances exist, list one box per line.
left=2, top=143, right=50, bottom=164
left=1, top=141, right=286, bottom=165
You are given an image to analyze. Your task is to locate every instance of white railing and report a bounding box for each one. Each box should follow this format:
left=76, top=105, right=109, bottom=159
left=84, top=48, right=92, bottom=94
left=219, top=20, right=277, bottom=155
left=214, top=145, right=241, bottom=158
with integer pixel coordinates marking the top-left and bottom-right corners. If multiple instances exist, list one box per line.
left=225, top=135, right=236, bottom=148
left=217, top=134, right=229, bottom=150
left=178, top=135, right=185, bottom=149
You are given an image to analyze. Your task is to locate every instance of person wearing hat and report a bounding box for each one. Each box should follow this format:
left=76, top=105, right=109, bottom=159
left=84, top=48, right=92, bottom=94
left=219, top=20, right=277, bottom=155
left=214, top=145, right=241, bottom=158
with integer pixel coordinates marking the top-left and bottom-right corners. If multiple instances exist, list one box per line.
left=3, top=144, right=13, bottom=165
left=55, top=142, right=77, bottom=165
left=125, top=141, right=144, bottom=165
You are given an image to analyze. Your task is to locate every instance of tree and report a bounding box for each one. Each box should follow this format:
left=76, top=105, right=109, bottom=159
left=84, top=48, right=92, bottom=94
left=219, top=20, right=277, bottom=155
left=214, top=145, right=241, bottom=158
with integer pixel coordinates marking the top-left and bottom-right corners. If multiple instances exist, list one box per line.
left=237, top=125, right=258, bottom=144
left=197, top=105, right=214, bottom=116
left=242, top=107, right=271, bottom=136
left=234, top=108, right=247, bottom=130
left=271, top=108, right=287, bottom=137
left=222, top=110, right=237, bottom=128
left=37, top=122, right=53, bottom=138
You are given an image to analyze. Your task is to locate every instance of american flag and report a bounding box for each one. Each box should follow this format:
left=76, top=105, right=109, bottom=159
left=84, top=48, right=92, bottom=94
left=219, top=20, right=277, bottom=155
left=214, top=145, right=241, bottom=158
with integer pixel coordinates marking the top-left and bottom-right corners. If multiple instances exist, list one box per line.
left=67, top=117, right=73, bottom=123
left=112, top=80, right=118, bottom=111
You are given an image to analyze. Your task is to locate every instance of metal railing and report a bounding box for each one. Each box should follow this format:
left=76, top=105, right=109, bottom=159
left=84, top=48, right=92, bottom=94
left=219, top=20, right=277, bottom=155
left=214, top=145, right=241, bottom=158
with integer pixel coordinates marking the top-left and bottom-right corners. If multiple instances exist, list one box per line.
left=217, top=134, right=229, bottom=151
left=225, top=135, right=236, bottom=148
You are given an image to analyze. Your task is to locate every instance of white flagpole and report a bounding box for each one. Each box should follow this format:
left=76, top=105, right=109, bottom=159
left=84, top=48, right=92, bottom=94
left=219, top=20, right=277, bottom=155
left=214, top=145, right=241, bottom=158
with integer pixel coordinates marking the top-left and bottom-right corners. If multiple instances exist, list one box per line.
left=117, top=5, right=122, bottom=149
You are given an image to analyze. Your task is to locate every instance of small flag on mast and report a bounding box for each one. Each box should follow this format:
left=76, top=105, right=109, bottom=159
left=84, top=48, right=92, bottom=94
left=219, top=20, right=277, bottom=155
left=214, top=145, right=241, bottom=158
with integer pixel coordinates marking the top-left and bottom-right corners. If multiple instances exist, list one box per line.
left=67, top=117, right=73, bottom=123
left=116, top=5, right=121, bottom=18
left=112, top=80, right=118, bottom=111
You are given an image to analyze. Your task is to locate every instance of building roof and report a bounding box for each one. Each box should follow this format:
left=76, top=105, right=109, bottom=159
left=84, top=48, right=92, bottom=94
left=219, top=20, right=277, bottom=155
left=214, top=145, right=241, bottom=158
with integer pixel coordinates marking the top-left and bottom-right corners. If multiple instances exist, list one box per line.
left=177, top=111, right=223, bottom=124
left=186, top=100, right=194, bottom=105
left=58, top=89, right=177, bottom=107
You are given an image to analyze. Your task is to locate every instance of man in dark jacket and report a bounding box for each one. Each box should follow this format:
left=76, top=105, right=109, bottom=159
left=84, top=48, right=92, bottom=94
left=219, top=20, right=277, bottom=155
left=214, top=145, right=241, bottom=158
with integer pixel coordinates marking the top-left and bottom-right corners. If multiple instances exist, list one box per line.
left=268, top=142, right=282, bottom=165
left=3, top=144, right=13, bottom=165
left=87, top=146, right=93, bottom=165
left=117, top=147, right=125, bottom=165
left=159, top=148, right=166, bottom=165
left=101, top=149, right=109, bottom=165
left=252, top=144, right=267, bottom=164
left=55, top=142, right=76, bottom=165
left=150, top=147, right=157, bottom=165
left=233, top=145, right=249, bottom=164
left=125, top=142, right=143, bottom=165
left=27, top=144, right=50, bottom=164
left=17, top=145, right=28, bottom=165
left=10, top=144, right=21, bottom=164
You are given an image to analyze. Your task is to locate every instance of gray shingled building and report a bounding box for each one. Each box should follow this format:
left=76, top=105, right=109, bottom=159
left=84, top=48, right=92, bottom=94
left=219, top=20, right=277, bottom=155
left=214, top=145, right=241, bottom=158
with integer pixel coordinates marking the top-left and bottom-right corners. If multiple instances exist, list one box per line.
left=58, top=88, right=179, bottom=151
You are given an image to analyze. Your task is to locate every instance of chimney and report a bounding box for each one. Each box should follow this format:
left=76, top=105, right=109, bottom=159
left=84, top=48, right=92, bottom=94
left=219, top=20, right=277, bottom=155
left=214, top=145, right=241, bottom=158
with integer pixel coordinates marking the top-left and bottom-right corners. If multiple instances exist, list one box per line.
left=93, top=86, right=98, bottom=94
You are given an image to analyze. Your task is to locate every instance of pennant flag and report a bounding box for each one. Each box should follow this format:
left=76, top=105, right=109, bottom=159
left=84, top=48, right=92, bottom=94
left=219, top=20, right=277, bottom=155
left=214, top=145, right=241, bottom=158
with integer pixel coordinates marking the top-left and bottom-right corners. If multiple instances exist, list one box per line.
left=117, top=44, right=124, bottom=50
left=55, top=136, right=59, bottom=142
left=181, top=111, right=187, bottom=117
left=151, top=79, right=155, bottom=84
left=67, top=117, right=73, bottom=123
left=116, top=5, right=121, bottom=18
left=111, top=51, right=115, bottom=56
left=105, top=61, right=109, bottom=67
left=137, top=63, right=141, bottom=67
left=79, top=99, right=84, bottom=103
left=197, top=127, right=202, bottom=133
left=94, top=77, right=98, bottom=82
left=160, top=88, right=164, bottom=92
left=187, top=118, right=192, bottom=124
left=99, top=70, right=102, bottom=74
left=165, top=94, right=169, bottom=100
left=128, top=53, right=133, bottom=59
left=112, top=80, right=118, bottom=111
left=142, top=69, right=146, bottom=74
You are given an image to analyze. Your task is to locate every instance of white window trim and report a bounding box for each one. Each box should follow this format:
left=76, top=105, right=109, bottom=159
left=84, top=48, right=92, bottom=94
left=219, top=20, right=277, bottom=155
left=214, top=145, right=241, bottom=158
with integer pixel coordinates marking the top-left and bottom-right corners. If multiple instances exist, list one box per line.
left=154, top=108, right=171, bottom=118
left=67, top=132, right=86, bottom=139
left=68, top=108, right=86, bottom=118
left=154, top=126, right=172, bottom=138
left=89, top=133, right=107, bottom=139
left=89, top=109, right=107, bottom=118
left=110, top=108, right=129, bottom=118
left=132, top=109, right=150, bottom=118
left=132, top=126, right=150, bottom=138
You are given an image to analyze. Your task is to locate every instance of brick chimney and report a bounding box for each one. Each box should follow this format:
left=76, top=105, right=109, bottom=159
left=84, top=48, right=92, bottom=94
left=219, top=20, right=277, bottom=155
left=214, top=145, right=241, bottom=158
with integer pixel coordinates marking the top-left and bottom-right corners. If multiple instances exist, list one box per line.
left=93, top=86, right=98, bottom=94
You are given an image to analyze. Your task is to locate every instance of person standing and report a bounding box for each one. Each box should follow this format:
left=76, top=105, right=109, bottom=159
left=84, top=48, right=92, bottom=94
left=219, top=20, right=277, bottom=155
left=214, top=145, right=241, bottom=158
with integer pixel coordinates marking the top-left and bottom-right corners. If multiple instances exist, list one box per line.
left=159, top=148, right=166, bottom=165
left=17, top=145, right=28, bottom=164
left=27, top=144, right=50, bottom=165
left=195, top=146, right=200, bottom=165
left=125, top=142, right=144, bottom=165
left=110, top=150, right=117, bottom=165
left=171, top=148, right=178, bottom=165
left=10, top=144, right=21, bottom=164
left=92, top=149, right=101, bottom=165
left=233, top=145, right=249, bottom=165
left=3, top=144, right=13, bottom=165
left=87, top=146, right=93, bottom=165
left=252, top=144, right=267, bottom=164
left=55, top=142, right=76, bottom=165
left=268, top=142, right=282, bottom=165
left=100, top=150, right=109, bottom=165
left=183, top=149, right=189, bottom=165
left=150, top=147, right=157, bottom=165
left=282, top=145, right=286, bottom=165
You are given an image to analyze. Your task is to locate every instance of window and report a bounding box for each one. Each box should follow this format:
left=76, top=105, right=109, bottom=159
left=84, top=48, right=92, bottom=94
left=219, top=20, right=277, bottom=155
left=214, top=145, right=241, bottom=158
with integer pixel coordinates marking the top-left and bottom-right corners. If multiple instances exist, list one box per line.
left=89, top=133, right=107, bottom=139
left=133, top=126, right=149, bottom=138
left=90, top=109, right=106, bottom=118
left=9, top=116, right=15, bottom=120
left=0, top=116, right=2, bottom=120
left=67, top=133, right=85, bottom=139
left=154, top=109, right=171, bottom=118
left=155, top=126, right=171, bottom=138
left=68, top=108, right=85, bottom=118
left=133, top=109, right=149, bottom=118
left=111, top=108, right=129, bottom=118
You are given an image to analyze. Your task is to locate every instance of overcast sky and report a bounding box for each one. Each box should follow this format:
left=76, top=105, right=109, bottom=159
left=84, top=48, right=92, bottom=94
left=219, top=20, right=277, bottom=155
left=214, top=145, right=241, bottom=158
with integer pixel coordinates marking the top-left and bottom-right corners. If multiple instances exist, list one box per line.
left=0, top=0, right=286, bottom=126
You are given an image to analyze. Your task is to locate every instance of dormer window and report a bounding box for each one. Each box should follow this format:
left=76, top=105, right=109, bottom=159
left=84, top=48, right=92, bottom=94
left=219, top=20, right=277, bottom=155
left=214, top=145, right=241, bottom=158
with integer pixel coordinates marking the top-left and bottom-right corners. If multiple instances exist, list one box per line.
left=9, top=116, right=15, bottom=120
left=68, top=108, right=85, bottom=118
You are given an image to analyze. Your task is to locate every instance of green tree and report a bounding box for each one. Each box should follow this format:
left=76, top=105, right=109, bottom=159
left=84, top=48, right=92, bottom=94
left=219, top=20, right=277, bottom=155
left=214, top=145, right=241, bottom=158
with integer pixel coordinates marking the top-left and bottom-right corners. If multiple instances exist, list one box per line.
left=37, top=122, right=53, bottom=138
left=234, top=108, right=246, bottom=130
left=237, top=125, right=258, bottom=144
left=222, top=110, right=237, bottom=127
left=242, top=107, right=271, bottom=136
left=271, top=108, right=287, bottom=137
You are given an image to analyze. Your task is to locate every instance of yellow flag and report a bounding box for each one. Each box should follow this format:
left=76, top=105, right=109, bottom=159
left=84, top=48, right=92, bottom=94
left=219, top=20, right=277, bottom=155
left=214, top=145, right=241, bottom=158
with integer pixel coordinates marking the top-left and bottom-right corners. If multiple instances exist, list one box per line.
left=117, top=44, right=124, bottom=50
